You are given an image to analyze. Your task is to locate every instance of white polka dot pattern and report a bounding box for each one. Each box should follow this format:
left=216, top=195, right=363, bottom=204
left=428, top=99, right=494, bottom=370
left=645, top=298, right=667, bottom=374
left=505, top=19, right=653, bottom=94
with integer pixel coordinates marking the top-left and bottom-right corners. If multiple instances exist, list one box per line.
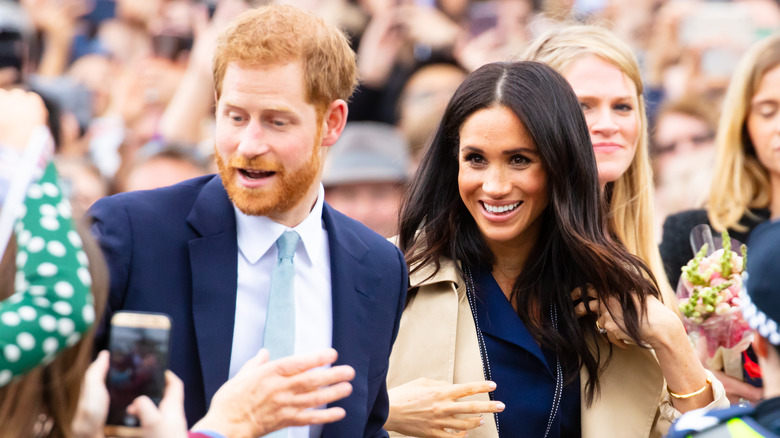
left=17, top=333, right=35, bottom=351
left=66, top=333, right=81, bottom=346
left=41, top=183, right=59, bottom=197
left=42, top=338, right=58, bottom=355
left=67, top=231, right=82, bottom=248
left=82, top=305, right=95, bottom=324
left=28, top=286, right=46, bottom=296
left=54, top=282, right=74, bottom=298
left=18, top=306, right=36, bottom=321
left=37, top=263, right=58, bottom=277
left=17, top=230, right=31, bottom=246
left=4, top=345, right=20, bottom=363
left=40, top=217, right=59, bottom=231
left=39, top=205, right=57, bottom=217
left=27, top=236, right=44, bottom=253
left=2, top=162, right=95, bottom=387
left=16, top=251, right=27, bottom=267
left=53, top=302, right=72, bottom=316
left=1, top=313, right=20, bottom=326
left=46, top=241, right=66, bottom=257
left=27, top=185, right=42, bottom=199
left=39, top=315, right=57, bottom=332
left=78, top=268, right=91, bottom=286
left=57, top=202, right=71, bottom=219
left=58, top=318, right=75, bottom=337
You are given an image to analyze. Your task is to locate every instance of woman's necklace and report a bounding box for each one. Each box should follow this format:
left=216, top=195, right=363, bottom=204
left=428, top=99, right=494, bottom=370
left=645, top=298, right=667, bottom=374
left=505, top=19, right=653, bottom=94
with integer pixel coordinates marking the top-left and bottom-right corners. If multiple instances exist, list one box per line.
left=464, top=266, right=563, bottom=438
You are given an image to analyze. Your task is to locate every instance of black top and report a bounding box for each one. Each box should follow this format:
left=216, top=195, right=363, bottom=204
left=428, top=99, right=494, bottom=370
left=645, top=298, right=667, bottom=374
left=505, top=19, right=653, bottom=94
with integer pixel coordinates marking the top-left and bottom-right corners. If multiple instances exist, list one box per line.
left=659, top=208, right=770, bottom=288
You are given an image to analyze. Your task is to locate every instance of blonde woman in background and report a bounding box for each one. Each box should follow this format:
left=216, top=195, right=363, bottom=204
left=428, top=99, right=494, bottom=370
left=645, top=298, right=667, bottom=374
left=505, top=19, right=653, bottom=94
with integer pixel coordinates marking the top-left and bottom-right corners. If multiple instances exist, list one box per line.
left=660, top=32, right=780, bottom=404
left=522, top=25, right=676, bottom=310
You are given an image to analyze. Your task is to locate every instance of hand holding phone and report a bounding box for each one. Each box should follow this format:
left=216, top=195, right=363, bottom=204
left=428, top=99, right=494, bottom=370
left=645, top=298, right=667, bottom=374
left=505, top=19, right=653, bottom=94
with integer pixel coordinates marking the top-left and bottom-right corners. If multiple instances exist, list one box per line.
left=105, top=311, right=172, bottom=437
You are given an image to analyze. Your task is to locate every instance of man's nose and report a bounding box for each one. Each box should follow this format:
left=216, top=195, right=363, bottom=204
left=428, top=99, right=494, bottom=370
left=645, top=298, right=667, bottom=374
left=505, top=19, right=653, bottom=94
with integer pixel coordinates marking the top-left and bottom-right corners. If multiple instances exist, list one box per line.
left=237, top=120, right=270, bottom=157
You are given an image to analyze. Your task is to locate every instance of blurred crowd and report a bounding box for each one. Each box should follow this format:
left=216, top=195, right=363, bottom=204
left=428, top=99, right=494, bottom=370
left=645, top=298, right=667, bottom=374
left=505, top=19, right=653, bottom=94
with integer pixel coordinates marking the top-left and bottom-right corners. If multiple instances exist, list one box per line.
left=2, top=0, right=780, bottom=237
left=5, top=1, right=780, bottom=437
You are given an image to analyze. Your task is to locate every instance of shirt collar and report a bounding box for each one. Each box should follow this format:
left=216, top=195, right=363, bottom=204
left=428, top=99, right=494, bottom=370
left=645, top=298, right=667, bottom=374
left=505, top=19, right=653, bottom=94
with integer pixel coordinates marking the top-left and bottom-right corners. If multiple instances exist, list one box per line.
left=235, top=184, right=326, bottom=267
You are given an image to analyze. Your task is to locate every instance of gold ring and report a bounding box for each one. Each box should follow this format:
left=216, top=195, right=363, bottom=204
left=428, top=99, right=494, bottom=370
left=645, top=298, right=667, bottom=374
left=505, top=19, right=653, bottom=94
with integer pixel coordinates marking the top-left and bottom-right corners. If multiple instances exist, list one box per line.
left=596, top=320, right=607, bottom=334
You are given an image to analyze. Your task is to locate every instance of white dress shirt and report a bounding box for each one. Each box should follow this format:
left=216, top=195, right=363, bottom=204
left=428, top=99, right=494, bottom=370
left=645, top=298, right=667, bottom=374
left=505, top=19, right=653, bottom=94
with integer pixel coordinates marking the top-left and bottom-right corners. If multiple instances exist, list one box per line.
left=230, top=185, right=332, bottom=438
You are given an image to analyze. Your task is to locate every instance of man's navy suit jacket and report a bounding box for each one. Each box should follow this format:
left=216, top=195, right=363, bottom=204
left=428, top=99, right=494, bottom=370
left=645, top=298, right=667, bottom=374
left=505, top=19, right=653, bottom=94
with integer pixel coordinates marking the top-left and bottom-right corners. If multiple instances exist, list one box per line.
left=88, top=175, right=408, bottom=437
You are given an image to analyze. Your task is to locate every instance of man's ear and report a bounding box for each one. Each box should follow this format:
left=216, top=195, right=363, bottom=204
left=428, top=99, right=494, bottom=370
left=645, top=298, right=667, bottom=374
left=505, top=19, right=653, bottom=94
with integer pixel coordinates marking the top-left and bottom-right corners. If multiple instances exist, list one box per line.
left=320, top=99, right=348, bottom=148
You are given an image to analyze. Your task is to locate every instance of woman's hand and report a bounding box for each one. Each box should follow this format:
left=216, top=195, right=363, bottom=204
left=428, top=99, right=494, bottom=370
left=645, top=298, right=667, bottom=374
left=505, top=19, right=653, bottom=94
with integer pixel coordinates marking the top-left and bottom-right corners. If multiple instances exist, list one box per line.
left=572, top=287, right=716, bottom=412
left=711, top=369, right=761, bottom=405
left=127, top=371, right=189, bottom=438
left=571, top=286, right=678, bottom=349
left=386, top=378, right=504, bottom=438
left=72, top=351, right=110, bottom=438
left=0, top=89, right=48, bottom=152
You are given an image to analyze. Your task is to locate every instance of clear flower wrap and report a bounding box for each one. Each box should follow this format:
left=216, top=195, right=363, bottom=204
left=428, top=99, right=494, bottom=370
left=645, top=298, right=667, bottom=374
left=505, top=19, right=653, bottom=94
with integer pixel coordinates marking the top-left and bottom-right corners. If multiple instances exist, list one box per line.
left=676, top=228, right=754, bottom=380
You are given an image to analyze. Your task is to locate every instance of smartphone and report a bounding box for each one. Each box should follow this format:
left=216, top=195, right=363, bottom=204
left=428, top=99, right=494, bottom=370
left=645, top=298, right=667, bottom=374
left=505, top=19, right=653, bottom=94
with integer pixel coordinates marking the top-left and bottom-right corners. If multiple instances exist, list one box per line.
left=679, top=2, right=755, bottom=78
left=104, top=311, right=172, bottom=437
left=468, top=1, right=499, bottom=37
left=679, top=2, right=754, bottom=47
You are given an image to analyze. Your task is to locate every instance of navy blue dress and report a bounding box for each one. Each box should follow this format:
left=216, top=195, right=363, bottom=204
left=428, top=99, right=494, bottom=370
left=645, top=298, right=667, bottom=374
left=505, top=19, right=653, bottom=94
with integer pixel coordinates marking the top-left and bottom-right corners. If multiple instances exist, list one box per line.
left=472, top=267, right=581, bottom=438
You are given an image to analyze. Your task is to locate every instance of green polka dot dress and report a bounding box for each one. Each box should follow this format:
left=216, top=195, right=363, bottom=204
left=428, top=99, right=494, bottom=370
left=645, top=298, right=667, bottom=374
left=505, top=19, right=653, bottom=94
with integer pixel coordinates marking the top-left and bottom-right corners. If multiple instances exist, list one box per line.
left=0, top=162, right=94, bottom=386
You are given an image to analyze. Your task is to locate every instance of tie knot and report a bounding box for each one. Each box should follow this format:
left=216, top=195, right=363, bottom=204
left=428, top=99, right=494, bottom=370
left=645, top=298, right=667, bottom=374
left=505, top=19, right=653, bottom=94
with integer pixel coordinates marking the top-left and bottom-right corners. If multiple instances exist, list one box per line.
left=276, top=230, right=299, bottom=260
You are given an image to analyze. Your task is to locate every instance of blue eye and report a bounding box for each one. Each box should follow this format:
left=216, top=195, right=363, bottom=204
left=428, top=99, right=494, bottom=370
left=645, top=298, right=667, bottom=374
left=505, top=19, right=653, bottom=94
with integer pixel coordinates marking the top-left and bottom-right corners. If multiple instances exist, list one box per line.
left=614, top=104, right=633, bottom=112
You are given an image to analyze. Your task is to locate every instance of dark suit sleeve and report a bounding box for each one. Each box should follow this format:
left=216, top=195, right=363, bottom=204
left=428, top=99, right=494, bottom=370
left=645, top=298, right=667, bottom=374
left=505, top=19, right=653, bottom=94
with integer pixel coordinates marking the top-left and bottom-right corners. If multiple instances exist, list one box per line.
left=88, top=196, right=134, bottom=351
left=364, top=245, right=408, bottom=438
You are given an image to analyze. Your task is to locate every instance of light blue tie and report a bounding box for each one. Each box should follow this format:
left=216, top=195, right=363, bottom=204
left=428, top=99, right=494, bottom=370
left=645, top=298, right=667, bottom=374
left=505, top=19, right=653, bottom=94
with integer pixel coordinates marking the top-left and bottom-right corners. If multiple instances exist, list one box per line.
left=263, top=230, right=300, bottom=361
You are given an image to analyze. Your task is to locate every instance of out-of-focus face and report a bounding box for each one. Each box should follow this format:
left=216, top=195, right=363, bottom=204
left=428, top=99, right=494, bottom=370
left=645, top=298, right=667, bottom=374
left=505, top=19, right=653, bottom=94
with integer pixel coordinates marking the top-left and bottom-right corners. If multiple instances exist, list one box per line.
left=399, top=64, right=466, bottom=161
left=653, top=111, right=714, bottom=178
left=564, top=54, right=640, bottom=186
left=748, top=64, right=780, bottom=179
left=457, top=105, right=548, bottom=250
left=214, top=62, right=324, bottom=227
left=124, top=157, right=207, bottom=192
left=324, top=182, right=403, bottom=238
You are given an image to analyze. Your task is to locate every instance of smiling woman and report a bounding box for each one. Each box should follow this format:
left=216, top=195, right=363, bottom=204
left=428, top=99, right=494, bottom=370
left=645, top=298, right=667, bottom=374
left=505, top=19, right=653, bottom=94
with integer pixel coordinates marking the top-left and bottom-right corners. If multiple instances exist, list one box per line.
left=523, top=25, right=676, bottom=314
left=385, top=61, right=726, bottom=438
left=457, top=105, right=548, bottom=266
left=660, top=32, right=780, bottom=404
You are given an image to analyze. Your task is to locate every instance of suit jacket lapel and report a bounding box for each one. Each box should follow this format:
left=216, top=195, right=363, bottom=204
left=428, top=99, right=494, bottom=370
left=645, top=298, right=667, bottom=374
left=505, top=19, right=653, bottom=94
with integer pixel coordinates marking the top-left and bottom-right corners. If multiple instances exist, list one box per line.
left=321, top=205, right=378, bottom=437
left=187, top=176, right=238, bottom=406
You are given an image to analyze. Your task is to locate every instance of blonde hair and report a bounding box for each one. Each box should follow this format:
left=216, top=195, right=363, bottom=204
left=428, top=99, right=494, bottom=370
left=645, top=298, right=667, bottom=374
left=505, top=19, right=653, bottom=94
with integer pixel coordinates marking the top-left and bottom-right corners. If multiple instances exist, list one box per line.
left=706, top=33, right=780, bottom=232
left=0, top=229, right=107, bottom=438
left=522, top=24, right=674, bottom=302
left=213, top=4, right=359, bottom=115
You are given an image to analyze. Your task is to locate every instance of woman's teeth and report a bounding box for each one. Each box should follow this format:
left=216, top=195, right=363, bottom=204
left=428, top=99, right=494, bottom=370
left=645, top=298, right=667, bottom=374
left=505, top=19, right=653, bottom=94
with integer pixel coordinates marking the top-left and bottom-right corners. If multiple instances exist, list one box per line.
left=483, top=201, right=521, bottom=214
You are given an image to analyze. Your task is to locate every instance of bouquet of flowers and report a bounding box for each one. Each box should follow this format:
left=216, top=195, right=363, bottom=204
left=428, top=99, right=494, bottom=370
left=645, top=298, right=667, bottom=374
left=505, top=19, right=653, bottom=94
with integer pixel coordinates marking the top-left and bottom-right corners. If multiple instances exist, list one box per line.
left=677, top=228, right=754, bottom=380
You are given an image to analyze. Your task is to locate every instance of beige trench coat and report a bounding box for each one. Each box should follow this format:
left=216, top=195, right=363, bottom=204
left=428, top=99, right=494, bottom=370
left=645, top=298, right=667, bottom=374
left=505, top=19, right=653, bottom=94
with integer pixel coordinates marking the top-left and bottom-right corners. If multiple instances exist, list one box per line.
left=386, top=258, right=727, bottom=438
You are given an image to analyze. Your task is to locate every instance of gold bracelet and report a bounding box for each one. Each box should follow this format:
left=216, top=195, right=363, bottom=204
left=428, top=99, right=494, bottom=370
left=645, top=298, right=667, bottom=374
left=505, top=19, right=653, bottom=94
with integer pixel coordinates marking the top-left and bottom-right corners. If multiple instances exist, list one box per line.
left=668, top=374, right=712, bottom=399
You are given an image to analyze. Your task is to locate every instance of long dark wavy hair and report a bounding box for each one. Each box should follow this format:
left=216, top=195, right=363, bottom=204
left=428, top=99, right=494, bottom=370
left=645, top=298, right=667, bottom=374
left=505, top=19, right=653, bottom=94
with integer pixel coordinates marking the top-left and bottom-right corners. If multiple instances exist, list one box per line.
left=398, top=61, right=660, bottom=405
